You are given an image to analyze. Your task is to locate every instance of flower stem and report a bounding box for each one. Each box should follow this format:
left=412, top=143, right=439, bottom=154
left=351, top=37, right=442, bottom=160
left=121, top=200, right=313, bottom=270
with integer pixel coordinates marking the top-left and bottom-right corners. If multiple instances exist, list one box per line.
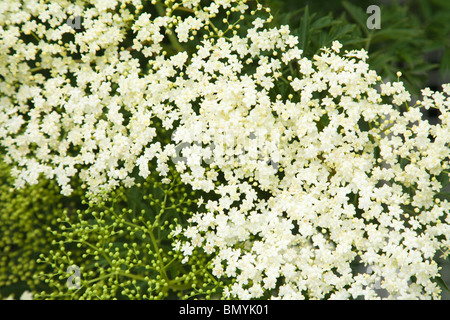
left=155, top=1, right=185, bottom=53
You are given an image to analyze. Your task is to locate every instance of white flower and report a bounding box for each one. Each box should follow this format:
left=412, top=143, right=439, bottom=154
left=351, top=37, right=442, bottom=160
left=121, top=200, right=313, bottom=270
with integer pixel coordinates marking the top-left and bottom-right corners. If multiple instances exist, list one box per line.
left=331, top=40, right=343, bottom=53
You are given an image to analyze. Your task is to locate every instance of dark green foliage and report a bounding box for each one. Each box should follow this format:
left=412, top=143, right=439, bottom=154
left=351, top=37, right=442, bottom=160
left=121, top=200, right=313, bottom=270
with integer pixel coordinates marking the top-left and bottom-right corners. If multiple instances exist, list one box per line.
left=265, top=0, right=450, bottom=94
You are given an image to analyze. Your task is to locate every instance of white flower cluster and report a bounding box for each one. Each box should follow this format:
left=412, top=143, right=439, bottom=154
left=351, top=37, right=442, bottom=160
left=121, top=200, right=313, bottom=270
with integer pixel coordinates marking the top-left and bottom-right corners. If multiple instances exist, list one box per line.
left=0, top=0, right=251, bottom=195
left=1, top=0, right=450, bottom=299
left=171, top=38, right=450, bottom=299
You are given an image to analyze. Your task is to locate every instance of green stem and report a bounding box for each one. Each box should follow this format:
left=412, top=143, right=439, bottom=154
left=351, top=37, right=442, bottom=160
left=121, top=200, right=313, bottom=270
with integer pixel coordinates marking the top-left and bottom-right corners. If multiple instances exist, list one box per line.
left=163, top=256, right=178, bottom=269
left=204, top=268, right=219, bottom=286
left=30, top=30, right=41, bottom=42
left=86, top=273, right=113, bottom=284
left=167, top=283, right=193, bottom=291
left=378, top=123, right=395, bottom=135
left=75, top=240, right=113, bottom=267
left=365, top=33, right=372, bottom=52
left=149, top=227, right=169, bottom=282
left=30, top=66, right=43, bottom=73
left=117, top=271, right=147, bottom=281
left=173, top=6, right=195, bottom=14
left=155, top=1, right=185, bottom=53
left=121, top=271, right=193, bottom=291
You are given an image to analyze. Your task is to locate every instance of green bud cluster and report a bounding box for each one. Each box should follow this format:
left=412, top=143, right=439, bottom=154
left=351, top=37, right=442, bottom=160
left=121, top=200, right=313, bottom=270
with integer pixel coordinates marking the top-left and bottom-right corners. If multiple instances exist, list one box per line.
left=34, top=166, right=226, bottom=300
left=0, top=159, right=80, bottom=299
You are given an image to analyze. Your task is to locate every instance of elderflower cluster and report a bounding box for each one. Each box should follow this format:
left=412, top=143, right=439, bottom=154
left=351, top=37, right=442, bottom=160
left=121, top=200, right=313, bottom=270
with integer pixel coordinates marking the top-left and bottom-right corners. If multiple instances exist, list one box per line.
left=171, top=36, right=450, bottom=299
left=1, top=0, right=450, bottom=300
left=0, top=0, right=254, bottom=195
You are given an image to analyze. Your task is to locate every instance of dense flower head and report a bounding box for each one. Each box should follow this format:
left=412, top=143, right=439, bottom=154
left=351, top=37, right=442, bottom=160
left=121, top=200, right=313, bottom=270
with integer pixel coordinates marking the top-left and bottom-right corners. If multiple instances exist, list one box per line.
left=169, top=35, right=450, bottom=298
left=1, top=0, right=450, bottom=300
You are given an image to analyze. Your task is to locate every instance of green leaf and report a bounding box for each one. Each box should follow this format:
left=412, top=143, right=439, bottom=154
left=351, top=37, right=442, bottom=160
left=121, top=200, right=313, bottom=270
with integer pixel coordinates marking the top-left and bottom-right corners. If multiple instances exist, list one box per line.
left=370, top=28, right=418, bottom=42
left=437, top=171, right=450, bottom=189
left=328, top=24, right=357, bottom=43
left=436, top=192, right=450, bottom=201
left=431, top=0, right=450, bottom=9
left=409, top=63, right=440, bottom=75
left=309, top=13, right=335, bottom=31
left=440, top=49, right=450, bottom=75
left=435, top=276, right=450, bottom=293
left=299, top=6, right=310, bottom=52
left=342, top=1, right=369, bottom=32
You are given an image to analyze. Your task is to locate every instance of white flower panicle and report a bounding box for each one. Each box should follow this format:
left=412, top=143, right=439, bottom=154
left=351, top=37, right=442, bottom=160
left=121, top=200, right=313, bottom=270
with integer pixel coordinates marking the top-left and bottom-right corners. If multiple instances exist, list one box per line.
left=0, top=0, right=254, bottom=195
left=1, top=0, right=450, bottom=299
